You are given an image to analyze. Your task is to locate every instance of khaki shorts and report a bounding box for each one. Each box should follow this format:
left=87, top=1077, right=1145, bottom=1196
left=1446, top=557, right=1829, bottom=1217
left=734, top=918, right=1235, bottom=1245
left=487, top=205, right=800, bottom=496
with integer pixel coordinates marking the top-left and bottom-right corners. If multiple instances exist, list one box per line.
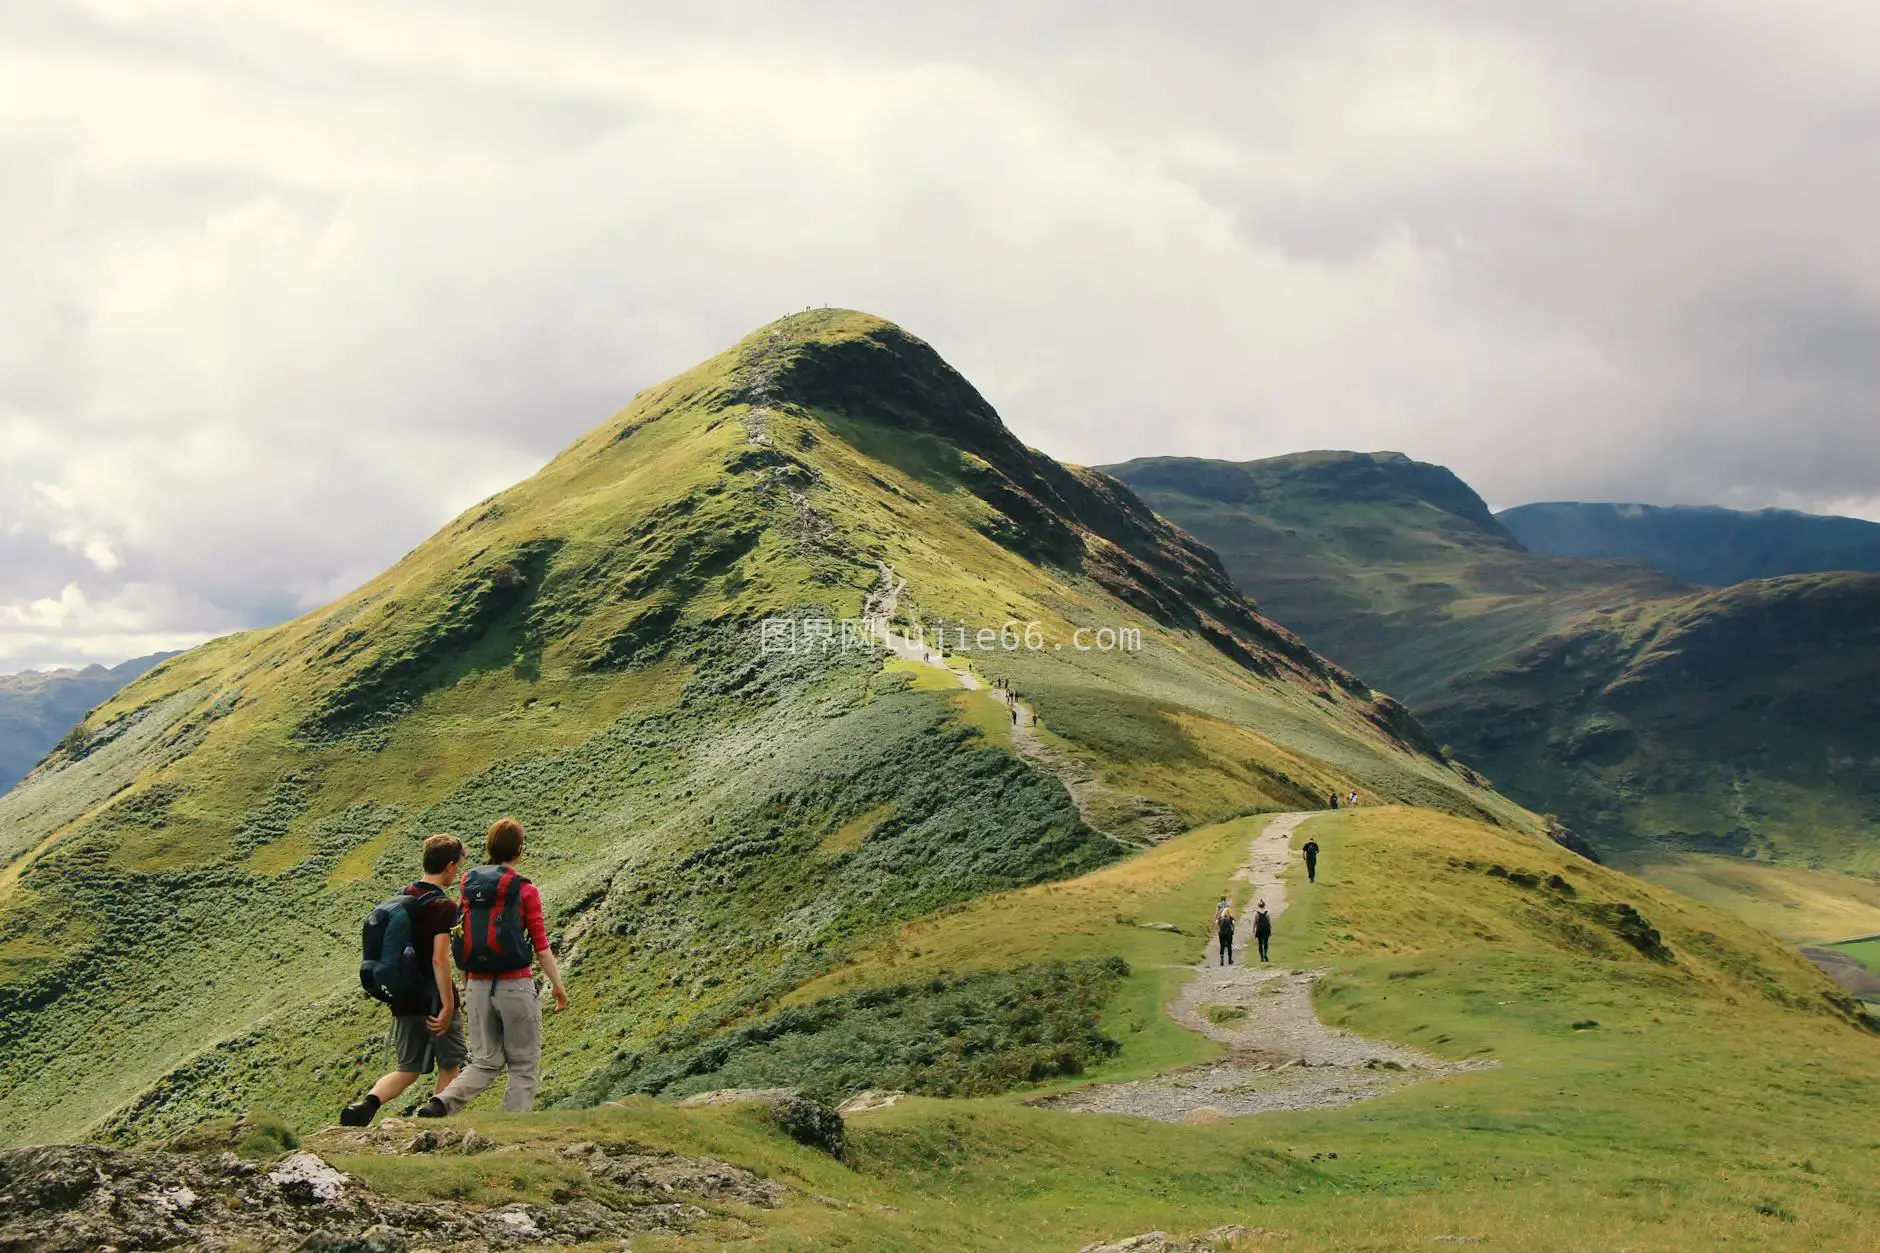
left=390, top=1003, right=468, bottom=1074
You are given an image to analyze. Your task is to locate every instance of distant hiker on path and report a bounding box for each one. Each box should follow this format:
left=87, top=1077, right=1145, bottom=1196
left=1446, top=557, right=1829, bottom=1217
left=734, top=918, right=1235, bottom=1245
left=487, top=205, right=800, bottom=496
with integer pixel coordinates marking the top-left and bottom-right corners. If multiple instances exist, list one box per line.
left=1217, top=908, right=1236, bottom=966
left=342, top=834, right=467, bottom=1126
left=1328, top=791, right=1338, bottom=810
left=1348, top=791, right=1358, bottom=807
left=419, top=818, right=568, bottom=1118
left=1302, top=838, right=1320, bottom=883
left=1254, top=901, right=1272, bottom=961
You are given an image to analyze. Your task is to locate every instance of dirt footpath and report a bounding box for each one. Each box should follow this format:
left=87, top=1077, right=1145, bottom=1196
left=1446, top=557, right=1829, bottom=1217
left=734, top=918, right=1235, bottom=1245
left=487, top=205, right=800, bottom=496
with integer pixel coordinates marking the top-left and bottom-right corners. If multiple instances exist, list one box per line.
left=1037, top=812, right=1494, bottom=1122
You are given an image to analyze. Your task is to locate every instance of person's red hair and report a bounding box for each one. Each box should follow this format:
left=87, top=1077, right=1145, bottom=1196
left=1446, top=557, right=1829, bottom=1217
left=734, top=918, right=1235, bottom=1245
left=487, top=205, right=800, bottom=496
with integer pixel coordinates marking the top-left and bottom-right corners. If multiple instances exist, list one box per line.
left=485, top=816, right=524, bottom=863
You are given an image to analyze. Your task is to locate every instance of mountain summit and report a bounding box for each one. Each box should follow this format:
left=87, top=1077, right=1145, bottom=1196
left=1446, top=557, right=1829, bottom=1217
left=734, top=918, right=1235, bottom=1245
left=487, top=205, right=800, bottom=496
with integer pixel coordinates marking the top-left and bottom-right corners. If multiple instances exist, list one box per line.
left=0, top=313, right=1521, bottom=1146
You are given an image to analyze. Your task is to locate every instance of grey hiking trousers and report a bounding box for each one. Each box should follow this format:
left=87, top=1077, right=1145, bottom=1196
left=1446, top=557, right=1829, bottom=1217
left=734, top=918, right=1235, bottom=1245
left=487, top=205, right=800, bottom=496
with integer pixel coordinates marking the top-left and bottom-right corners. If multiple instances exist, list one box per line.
left=437, top=977, right=541, bottom=1113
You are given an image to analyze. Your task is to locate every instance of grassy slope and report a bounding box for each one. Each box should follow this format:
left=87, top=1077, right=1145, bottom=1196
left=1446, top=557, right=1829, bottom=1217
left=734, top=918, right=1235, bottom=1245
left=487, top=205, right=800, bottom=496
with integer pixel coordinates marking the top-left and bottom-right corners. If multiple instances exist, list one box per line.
left=1644, top=853, right=1880, bottom=944
left=0, top=313, right=1519, bottom=1148
left=327, top=807, right=1879, bottom=1250
left=1106, top=453, right=1880, bottom=890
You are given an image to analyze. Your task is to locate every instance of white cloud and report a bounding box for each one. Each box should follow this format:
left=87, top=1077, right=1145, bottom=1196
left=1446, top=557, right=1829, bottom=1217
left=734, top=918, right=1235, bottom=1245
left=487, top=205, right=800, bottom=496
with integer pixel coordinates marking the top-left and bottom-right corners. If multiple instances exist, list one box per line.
left=0, top=0, right=1876, bottom=672
left=0, top=582, right=221, bottom=670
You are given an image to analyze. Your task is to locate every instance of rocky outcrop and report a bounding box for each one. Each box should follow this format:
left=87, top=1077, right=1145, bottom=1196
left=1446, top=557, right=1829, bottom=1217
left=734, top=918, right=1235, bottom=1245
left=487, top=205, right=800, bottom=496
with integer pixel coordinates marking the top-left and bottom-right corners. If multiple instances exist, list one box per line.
left=1079, top=1225, right=1286, bottom=1251
left=0, top=1134, right=780, bottom=1252
left=675, top=1088, right=846, bottom=1159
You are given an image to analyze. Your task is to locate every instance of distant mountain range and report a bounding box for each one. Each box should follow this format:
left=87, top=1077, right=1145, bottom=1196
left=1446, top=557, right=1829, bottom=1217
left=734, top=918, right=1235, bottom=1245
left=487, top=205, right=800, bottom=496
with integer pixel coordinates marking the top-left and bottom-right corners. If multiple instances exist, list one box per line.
left=0, top=653, right=176, bottom=794
left=1107, top=452, right=1880, bottom=876
left=1499, top=501, right=1880, bottom=586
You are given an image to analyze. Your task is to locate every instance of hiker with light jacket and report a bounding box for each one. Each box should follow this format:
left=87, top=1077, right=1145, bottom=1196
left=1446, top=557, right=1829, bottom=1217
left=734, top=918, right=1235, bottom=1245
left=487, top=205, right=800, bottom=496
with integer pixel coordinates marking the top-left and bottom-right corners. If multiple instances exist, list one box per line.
left=342, top=834, right=467, bottom=1126
left=419, top=817, right=568, bottom=1117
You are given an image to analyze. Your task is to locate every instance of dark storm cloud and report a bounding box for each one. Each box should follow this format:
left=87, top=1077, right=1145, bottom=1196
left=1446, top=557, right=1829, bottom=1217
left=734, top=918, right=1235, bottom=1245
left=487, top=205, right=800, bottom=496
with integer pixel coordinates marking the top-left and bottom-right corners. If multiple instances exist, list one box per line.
left=1, top=0, right=1875, bottom=669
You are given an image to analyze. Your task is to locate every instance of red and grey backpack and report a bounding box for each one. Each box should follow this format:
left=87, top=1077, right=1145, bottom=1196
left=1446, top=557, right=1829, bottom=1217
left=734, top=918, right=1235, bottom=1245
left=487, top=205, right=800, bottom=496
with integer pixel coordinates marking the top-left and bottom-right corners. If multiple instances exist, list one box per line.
left=451, top=866, right=533, bottom=974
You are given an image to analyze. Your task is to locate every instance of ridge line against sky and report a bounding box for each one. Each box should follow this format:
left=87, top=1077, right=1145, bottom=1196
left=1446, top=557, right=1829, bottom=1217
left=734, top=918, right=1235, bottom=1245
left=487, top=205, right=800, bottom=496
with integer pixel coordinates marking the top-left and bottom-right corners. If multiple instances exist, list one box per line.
left=2, top=1, right=1877, bottom=672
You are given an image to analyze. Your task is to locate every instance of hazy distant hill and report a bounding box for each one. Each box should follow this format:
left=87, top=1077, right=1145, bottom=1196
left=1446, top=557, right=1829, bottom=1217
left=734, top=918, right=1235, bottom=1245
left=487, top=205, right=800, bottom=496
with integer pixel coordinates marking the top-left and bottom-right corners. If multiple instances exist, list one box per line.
left=0, top=653, right=176, bottom=794
left=1499, top=501, right=1880, bottom=586
left=1107, top=452, right=1880, bottom=875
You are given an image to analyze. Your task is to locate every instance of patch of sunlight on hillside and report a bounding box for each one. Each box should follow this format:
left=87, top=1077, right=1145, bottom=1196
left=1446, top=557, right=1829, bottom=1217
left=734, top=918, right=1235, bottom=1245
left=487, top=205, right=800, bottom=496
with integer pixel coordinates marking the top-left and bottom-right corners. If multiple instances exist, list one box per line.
left=1630, top=852, right=1880, bottom=944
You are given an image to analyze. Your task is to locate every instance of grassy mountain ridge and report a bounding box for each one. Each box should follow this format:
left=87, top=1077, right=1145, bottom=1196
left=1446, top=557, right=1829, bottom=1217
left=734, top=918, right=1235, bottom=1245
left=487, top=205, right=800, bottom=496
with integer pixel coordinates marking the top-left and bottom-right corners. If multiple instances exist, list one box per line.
left=1107, top=452, right=1880, bottom=879
left=1501, top=500, right=1880, bottom=585
left=0, top=313, right=1523, bottom=1147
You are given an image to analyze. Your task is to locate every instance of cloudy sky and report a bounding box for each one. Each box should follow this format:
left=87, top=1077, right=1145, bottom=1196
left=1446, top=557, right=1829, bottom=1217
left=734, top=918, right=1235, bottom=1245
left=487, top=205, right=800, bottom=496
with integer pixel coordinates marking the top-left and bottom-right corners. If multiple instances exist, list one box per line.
left=3, top=1, right=1878, bottom=670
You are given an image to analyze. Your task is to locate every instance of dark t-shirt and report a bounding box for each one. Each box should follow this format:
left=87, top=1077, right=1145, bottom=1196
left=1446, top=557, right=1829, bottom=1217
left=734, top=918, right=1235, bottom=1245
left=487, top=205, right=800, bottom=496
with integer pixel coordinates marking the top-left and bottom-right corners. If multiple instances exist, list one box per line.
left=1254, top=910, right=1273, bottom=937
left=1303, top=841, right=1319, bottom=859
left=390, top=882, right=456, bottom=1017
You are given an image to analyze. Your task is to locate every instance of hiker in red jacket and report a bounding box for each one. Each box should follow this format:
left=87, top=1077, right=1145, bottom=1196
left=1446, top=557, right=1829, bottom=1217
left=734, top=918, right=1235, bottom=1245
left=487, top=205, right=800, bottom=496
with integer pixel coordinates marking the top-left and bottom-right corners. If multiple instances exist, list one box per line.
left=419, top=817, right=568, bottom=1117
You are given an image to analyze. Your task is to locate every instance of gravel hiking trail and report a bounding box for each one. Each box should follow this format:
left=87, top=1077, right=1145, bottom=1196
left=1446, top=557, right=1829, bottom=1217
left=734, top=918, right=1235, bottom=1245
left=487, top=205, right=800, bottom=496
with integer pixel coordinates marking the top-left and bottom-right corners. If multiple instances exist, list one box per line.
left=865, top=565, right=1148, bottom=845
left=1035, top=812, right=1495, bottom=1122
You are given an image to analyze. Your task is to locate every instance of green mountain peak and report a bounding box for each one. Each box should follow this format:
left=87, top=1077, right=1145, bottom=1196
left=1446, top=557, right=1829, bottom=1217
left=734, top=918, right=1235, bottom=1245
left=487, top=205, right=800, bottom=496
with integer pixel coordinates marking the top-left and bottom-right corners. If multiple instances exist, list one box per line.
left=0, top=315, right=1521, bottom=1148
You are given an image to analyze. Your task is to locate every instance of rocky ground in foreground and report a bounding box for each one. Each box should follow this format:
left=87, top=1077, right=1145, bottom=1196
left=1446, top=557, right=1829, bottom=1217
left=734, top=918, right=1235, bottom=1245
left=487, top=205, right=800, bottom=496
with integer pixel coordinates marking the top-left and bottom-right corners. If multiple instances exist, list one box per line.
left=0, top=1109, right=802, bottom=1252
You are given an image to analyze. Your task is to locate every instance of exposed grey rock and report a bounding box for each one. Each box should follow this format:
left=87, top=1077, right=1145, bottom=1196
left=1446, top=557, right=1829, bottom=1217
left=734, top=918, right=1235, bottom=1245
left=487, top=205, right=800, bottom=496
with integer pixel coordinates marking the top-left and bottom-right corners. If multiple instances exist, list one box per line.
left=675, top=1086, right=800, bottom=1107
left=672, top=1088, right=846, bottom=1159
left=559, top=1140, right=785, bottom=1207
left=1079, top=1225, right=1284, bottom=1252
left=0, top=1139, right=734, bottom=1251
left=834, top=1089, right=905, bottom=1115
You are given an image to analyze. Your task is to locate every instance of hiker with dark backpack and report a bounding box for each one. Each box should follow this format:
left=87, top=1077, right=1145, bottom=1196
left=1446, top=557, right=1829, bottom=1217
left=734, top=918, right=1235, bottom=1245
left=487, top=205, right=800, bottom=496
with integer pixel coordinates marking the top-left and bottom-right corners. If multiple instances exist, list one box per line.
left=419, top=817, right=567, bottom=1117
left=340, top=834, right=467, bottom=1126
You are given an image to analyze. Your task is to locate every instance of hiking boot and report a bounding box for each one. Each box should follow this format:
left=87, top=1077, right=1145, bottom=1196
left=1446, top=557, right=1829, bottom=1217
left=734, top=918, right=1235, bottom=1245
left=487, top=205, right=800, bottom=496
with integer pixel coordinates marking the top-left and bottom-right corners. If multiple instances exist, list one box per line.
left=338, top=1098, right=379, bottom=1127
left=415, top=1097, right=448, bottom=1119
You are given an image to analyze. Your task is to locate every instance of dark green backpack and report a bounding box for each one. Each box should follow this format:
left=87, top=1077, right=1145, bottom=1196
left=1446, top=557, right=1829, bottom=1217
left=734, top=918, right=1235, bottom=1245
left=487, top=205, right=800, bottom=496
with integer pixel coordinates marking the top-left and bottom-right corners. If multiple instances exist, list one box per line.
left=359, top=885, right=440, bottom=1005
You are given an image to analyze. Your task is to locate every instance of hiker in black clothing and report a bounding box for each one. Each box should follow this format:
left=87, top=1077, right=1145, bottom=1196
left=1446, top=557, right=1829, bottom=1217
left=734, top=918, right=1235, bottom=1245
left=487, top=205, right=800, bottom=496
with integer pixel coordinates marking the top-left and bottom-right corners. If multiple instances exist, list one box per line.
left=1253, top=900, right=1273, bottom=961
left=341, top=834, right=467, bottom=1126
left=1302, top=838, right=1319, bottom=883
left=1217, top=909, right=1236, bottom=966
left=1328, top=791, right=1338, bottom=810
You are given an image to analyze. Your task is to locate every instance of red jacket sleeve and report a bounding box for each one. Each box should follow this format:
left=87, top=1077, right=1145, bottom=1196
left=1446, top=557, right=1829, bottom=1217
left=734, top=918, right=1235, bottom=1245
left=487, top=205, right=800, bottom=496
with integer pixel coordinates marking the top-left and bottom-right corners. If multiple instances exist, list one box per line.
left=520, top=882, right=550, bottom=953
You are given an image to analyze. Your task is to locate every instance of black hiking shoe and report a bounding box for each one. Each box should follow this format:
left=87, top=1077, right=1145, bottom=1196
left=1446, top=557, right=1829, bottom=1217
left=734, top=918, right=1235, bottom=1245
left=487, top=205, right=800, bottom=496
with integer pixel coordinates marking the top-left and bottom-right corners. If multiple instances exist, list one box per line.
left=339, top=1098, right=378, bottom=1127
left=415, top=1097, right=448, bottom=1119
